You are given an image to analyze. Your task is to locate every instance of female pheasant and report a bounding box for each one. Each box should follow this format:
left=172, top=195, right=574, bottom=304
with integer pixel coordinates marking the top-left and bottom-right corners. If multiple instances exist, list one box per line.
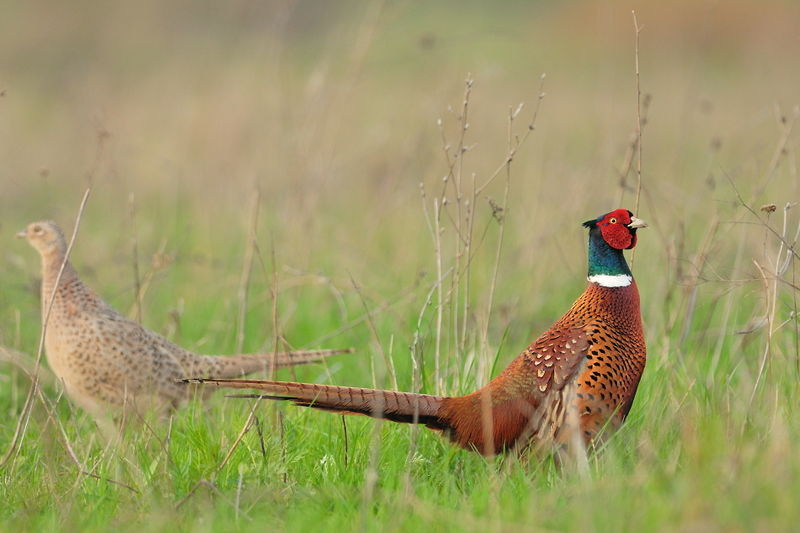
left=189, top=209, right=647, bottom=455
left=17, top=220, right=352, bottom=416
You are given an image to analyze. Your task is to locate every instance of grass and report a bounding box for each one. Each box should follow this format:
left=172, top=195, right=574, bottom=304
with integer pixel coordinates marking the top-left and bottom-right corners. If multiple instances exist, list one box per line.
left=2, top=1, right=800, bottom=531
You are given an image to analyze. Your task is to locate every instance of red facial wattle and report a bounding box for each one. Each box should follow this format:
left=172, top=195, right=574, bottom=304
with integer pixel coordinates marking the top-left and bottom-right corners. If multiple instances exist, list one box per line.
left=597, top=209, right=638, bottom=250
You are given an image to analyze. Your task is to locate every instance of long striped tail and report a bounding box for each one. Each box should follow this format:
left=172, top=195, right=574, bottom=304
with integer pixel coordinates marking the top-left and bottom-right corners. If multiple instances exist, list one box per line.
left=184, top=378, right=448, bottom=427
left=196, top=348, right=354, bottom=378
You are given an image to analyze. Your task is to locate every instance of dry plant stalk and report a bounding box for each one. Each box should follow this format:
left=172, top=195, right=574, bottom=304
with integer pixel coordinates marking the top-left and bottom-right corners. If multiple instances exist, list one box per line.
left=632, top=11, right=644, bottom=218
left=268, top=243, right=284, bottom=378
left=128, top=193, right=143, bottom=323
left=419, top=73, right=546, bottom=395
left=724, top=129, right=800, bottom=418
left=236, top=189, right=262, bottom=353
left=128, top=238, right=171, bottom=318
left=484, top=76, right=547, bottom=323
left=628, top=10, right=645, bottom=267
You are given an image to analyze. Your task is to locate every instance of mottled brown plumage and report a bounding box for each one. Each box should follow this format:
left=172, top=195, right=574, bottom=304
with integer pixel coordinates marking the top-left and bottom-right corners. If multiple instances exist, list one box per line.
left=17, top=220, right=351, bottom=416
left=189, top=209, right=647, bottom=456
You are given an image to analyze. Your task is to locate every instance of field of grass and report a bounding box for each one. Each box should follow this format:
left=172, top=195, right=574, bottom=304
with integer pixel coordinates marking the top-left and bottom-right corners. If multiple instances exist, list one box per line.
left=1, top=1, right=800, bottom=531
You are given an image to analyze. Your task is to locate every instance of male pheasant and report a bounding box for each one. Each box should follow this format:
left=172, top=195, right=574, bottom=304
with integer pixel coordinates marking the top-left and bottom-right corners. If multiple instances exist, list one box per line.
left=17, top=220, right=352, bottom=416
left=188, top=209, right=647, bottom=455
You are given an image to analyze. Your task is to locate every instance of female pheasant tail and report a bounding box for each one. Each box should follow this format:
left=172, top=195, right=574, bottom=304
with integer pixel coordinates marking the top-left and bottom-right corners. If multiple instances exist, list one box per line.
left=17, top=220, right=352, bottom=416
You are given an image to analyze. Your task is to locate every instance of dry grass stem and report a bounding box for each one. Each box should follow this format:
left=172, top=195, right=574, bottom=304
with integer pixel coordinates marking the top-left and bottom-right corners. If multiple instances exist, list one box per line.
left=236, top=189, right=262, bottom=353
left=128, top=193, right=143, bottom=323
left=630, top=11, right=645, bottom=266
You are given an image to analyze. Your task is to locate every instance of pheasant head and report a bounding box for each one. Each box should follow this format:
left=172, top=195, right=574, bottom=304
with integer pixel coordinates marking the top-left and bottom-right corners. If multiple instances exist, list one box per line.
left=582, top=209, right=647, bottom=287
left=16, top=220, right=68, bottom=259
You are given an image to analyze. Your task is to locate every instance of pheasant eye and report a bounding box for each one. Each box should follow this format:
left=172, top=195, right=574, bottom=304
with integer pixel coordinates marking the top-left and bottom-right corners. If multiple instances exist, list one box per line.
left=609, top=217, right=617, bottom=224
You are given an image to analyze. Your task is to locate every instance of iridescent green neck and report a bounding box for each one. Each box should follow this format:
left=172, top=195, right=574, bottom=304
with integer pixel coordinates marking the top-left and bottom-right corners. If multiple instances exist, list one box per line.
left=587, top=228, right=632, bottom=279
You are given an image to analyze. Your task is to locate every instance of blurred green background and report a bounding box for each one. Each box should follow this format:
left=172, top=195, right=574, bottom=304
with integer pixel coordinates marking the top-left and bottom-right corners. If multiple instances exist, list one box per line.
left=1, top=1, right=799, bottom=531
left=2, top=0, right=797, bottom=354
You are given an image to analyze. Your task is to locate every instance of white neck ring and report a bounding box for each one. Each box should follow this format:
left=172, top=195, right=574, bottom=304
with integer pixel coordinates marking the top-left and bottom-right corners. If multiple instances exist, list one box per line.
left=588, top=274, right=632, bottom=287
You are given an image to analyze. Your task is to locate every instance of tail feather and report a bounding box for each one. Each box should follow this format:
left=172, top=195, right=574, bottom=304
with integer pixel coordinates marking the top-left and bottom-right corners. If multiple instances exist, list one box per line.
left=199, top=348, right=353, bottom=378
left=185, top=378, right=448, bottom=427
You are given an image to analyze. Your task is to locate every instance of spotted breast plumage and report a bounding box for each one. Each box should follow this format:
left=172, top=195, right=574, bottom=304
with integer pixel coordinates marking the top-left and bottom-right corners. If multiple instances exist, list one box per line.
left=187, top=208, right=647, bottom=456
left=17, top=220, right=352, bottom=416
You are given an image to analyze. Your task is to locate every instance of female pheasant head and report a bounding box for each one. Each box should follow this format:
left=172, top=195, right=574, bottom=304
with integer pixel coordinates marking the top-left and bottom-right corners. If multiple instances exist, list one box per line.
left=582, top=209, right=647, bottom=287
left=16, top=220, right=68, bottom=258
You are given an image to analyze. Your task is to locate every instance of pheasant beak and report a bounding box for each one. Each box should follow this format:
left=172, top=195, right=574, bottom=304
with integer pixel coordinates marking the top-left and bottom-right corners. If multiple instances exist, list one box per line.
left=15, top=229, right=27, bottom=239
left=627, top=217, right=648, bottom=229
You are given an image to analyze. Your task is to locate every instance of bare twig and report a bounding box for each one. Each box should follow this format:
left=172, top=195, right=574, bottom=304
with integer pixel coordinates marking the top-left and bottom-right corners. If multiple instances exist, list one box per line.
left=236, top=189, right=261, bottom=353
left=425, top=74, right=547, bottom=393
left=253, top=415, right=267, bottom=462
left=128, top=193, right=143, bottom=323
left=474, top=74, right=546, bottom=196
left=340, top=415, right=349, bottom=468
left=269, top=241, right=282, bottom=378
left=434, top=196, right=445, bottom=393
left=407, top=266, right=454, bottom=464
left=726, top=174, right=800, bottom=261
left=475, top=76, right=547, bottom=353
left=747, top=259, right=774, bottom=419
left=792, top=233, right=800, bottom=376
left=631, top=11, right=644, bottom=266
left=129, top=238, right=171, bottom=316
left=451, top=75, right=474, bottom=360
